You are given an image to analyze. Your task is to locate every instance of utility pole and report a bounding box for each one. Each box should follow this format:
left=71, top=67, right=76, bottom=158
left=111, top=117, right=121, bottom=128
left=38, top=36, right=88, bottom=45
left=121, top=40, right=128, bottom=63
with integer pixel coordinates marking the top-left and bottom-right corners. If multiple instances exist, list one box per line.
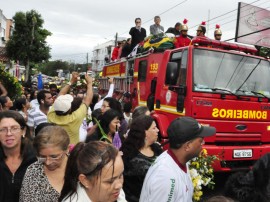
left=115, top=32, right=118, bottom=46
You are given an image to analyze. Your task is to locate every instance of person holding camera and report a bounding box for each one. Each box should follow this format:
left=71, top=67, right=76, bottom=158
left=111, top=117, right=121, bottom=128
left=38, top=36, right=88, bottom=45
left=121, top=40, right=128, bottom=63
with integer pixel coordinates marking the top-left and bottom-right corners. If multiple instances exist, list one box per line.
left=47, top=72, right=93, bottom=144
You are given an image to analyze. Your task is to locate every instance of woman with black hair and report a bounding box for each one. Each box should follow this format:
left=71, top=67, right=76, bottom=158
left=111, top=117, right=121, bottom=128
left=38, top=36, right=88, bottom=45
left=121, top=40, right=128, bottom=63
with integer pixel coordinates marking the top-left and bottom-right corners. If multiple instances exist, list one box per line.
left=101, top=97, right=128, bottom=141
left=89, top=93, right=101, bottom=111
left=13, top=97, right=31, bottom=121
left=86, top=109, right=121, bottom=148
left=59, top=141, right=126, bottom=202
left=0, top=110, right=36, bottom=202
left=120, top=115, right=162, bottom=202
left=0, top=96, right=13, bottom=111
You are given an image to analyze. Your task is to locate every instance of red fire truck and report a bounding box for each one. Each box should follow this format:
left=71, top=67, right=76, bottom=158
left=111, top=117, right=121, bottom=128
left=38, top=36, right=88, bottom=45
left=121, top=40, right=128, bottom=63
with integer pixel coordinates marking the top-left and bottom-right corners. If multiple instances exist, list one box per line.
left=99, top=36, right=270, bottom=172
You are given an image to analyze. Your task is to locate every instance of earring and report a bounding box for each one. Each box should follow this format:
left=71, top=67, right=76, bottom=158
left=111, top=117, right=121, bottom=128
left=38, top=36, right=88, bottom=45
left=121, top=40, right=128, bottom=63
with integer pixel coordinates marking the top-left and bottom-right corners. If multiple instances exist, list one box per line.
left=22, top=134, right=25, bottom=138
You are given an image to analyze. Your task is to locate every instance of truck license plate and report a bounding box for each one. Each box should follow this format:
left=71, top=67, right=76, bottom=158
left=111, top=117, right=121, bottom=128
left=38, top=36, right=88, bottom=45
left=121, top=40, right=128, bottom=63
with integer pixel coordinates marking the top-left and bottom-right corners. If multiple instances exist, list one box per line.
left=233, top=149, right=252, bottom=158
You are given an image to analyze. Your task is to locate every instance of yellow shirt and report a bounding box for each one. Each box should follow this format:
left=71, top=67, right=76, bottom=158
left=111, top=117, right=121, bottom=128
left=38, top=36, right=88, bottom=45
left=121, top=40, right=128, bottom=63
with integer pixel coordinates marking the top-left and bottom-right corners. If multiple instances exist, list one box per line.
left=47, top=104, right=87, bottom=144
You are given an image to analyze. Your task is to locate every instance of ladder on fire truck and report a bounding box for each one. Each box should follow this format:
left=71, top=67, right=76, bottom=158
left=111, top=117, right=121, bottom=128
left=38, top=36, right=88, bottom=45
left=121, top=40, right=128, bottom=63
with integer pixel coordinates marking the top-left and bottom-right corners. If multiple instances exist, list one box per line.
left=98, top=59, right=135, bottom=94
left=98, top=76, right=132, bottom=93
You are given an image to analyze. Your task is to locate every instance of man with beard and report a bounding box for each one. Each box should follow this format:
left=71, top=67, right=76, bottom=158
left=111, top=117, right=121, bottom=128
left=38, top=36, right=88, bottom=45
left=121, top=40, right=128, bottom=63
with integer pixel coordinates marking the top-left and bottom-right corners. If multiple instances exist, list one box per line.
left=140, top=116, right=216, bottom=202
left=174, top=19, right=191, bottom=48
left=27, top=90, right=54, bottom=136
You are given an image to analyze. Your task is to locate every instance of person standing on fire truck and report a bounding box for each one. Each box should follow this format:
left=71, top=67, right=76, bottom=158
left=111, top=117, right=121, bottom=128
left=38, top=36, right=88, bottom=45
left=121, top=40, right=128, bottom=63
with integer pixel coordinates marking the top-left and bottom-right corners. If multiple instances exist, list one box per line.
left=165, top=22, right=181, bottom=36
left=129, top=18, right=147, bottom=51
left=196, top=21, right=207, bottom=37
left=140, top=116, right=216, bottom=202
left=150, top=16, right=164, bottom=35
left=214, top=24, right=222, bottom=41
left=174, top=19, right=191, bottom=48
left=111, top=41, right=122, bottom=61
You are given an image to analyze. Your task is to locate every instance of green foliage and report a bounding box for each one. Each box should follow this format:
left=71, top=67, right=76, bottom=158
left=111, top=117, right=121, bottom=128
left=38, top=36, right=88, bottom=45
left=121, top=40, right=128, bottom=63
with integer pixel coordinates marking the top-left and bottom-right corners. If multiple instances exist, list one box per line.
left=5, top=10, right=51, bottom=70
left=37, top=61, right=91, bottom=76
left=38, top=60, right=70, bottom=76
left=0, top=64, right=22, bottom=100
left=259, top=47, right=270, bottom=57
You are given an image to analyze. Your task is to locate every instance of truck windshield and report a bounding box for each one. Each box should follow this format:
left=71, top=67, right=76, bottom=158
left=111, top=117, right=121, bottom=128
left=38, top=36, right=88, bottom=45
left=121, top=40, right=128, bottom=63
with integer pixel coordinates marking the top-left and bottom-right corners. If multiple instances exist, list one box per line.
left=193, top=49, right=270, bottom=98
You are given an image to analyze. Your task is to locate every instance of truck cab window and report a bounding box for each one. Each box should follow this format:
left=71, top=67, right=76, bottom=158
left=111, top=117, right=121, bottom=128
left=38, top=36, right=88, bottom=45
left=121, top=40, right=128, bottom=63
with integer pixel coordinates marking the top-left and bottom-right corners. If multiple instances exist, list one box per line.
left=138, top=60, right=147, bottom=82
left=177, top=50, right=187, bottom=85
left=165, top=50, right=187, bottom=86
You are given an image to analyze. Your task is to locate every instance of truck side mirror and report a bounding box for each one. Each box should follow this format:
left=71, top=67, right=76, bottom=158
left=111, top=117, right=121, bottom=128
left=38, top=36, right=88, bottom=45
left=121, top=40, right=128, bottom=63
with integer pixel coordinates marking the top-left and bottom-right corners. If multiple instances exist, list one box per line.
left=166, top=62, right=178, bottom=85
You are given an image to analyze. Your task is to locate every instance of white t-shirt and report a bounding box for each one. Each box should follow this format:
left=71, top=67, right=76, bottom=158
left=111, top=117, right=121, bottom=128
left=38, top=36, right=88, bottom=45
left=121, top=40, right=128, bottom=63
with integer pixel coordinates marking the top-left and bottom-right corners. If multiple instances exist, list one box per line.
left=139, top=150, right=194, bottom=202
left=123, top=112, right=132, bottom=124
left=62, top=183, right=127, bottom=202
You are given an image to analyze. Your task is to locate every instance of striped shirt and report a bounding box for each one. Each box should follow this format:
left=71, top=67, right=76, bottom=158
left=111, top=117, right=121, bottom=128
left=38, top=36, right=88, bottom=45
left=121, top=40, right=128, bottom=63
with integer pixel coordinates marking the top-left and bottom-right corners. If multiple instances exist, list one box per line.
left=27, top=107, right=48, bottom=129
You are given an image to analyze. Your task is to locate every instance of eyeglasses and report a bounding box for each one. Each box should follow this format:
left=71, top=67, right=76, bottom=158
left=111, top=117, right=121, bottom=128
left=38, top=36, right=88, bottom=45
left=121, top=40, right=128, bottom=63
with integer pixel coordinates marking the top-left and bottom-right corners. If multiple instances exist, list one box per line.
left=37, top=152, right=66, bottom=163
left=0, top=126, right=22, bottom=135
left=135, top=21, right=141, bottom=24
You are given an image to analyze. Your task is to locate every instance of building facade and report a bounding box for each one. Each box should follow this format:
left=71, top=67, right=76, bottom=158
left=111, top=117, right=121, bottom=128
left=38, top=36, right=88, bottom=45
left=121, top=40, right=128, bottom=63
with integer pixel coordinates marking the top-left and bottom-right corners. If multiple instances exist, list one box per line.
left=91, top=37, right=126, bottom=73
left=0, top=9, right=24, bottom=80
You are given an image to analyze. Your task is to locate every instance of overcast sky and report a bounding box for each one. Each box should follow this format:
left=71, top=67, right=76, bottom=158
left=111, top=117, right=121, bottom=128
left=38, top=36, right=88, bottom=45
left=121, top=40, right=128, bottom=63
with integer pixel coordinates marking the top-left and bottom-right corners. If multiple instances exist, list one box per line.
left=1, top=0, right=269, bottom=63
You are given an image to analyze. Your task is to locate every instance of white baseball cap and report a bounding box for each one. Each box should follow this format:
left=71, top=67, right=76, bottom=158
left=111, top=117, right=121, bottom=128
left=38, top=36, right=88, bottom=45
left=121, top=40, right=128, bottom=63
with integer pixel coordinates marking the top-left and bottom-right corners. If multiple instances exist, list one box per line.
left=53, top=94, right=74, bottom=113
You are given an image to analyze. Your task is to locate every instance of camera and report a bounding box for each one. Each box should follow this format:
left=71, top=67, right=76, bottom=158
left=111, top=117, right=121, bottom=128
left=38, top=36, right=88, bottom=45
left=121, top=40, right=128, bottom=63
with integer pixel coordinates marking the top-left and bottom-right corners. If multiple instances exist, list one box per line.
left=80, top=74, right=85, bottom=80
left=80, top=71, right=92, bottom=80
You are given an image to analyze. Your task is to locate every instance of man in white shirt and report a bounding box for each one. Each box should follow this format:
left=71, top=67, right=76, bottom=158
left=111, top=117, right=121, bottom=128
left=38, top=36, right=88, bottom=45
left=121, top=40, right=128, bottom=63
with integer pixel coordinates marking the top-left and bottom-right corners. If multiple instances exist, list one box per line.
left=27, top=90, right=53, bottom=136
left=140, top=116, right=216, bottom=202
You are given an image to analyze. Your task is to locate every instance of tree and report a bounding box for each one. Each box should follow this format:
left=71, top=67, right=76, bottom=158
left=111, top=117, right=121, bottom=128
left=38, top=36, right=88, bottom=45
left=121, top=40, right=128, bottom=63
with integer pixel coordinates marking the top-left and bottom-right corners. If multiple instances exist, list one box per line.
left=0, top=63, right=22, bottom=99
left=259, top=47, right=270, bottom=58
left=6, top=10, right=51, bottom=84
left=38, top=60, right=70, bottom=76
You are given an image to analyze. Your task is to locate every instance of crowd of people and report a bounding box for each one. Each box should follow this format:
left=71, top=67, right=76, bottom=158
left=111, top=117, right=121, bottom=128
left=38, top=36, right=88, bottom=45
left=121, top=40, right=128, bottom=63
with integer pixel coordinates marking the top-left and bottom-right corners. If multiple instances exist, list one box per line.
left=110, top=16, right=223, bottom=62
left=0, top=62, right=269, bottom=201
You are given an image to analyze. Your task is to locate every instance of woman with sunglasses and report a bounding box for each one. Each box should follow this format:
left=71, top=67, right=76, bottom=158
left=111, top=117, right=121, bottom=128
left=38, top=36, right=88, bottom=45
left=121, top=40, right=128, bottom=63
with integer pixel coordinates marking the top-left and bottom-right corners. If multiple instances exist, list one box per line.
left=19, top=125, right=70, bottom=201
left=0, top=110, right=36, bottom=202
left=59, top=141, right=126, bottom=202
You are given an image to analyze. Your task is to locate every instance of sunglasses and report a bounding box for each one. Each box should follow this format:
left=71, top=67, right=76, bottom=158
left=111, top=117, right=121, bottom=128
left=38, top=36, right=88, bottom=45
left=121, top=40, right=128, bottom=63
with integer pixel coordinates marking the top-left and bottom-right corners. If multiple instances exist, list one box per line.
left=135, top=21, right=141, bottom=23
